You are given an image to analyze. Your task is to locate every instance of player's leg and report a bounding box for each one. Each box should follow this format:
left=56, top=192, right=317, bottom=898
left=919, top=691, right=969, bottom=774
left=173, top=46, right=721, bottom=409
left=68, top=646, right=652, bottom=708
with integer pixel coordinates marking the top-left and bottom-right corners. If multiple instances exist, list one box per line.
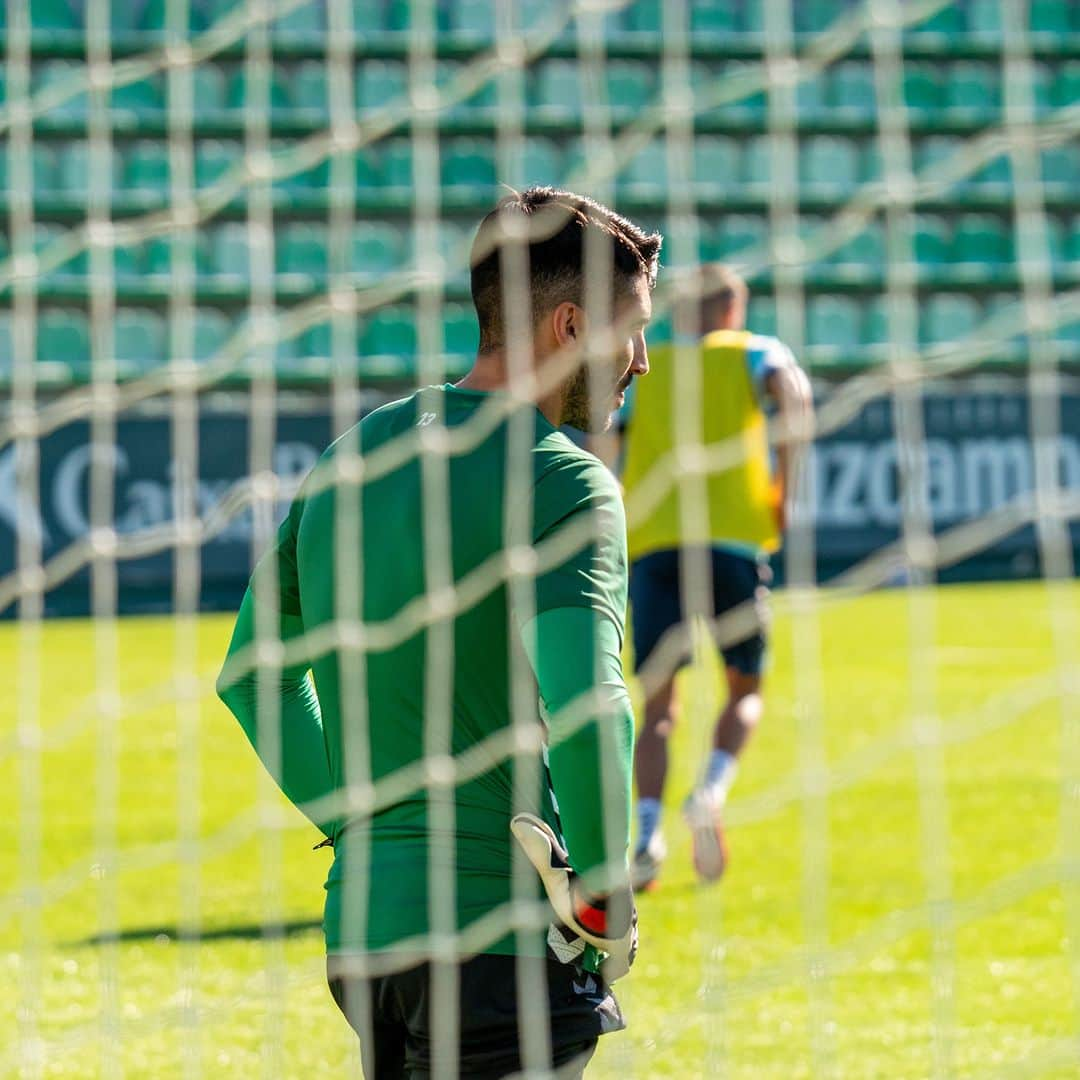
left=631, top=669, right=677, bottom=888
left=628, top=549, right=685, bottom=890
left=683, top=551, right=770, bottom=882
left=327, top=961, right=408, bottom=1079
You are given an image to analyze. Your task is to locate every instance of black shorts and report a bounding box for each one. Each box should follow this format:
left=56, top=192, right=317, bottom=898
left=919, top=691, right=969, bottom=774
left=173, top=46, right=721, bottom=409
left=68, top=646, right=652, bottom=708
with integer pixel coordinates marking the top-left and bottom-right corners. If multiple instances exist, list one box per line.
left=629, top=546, right=771, bottom=676
left=327, top=952, right=623, bottom=1079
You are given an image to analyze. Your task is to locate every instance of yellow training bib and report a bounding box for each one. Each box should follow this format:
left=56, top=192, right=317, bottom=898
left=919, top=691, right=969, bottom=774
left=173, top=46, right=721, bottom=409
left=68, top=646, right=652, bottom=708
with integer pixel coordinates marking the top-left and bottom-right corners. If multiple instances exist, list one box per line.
left=622, top=330, right=780, bottom=561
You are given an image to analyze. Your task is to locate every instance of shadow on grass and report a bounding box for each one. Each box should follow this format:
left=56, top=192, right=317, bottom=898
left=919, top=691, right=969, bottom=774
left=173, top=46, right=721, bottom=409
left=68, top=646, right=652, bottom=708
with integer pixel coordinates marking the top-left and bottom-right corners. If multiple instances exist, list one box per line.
left=67, top=918, right=323, bottom=947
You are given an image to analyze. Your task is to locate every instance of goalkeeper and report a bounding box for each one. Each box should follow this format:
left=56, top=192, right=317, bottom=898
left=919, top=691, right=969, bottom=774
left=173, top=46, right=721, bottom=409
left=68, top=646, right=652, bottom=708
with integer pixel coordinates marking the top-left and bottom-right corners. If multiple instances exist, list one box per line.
left=217, top=187, right=660, bottom=1078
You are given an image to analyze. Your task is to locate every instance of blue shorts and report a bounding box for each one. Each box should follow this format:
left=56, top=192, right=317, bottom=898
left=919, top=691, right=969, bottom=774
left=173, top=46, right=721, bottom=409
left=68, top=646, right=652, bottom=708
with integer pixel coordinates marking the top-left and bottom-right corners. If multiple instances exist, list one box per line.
left=629, top=547, right=771, bottom=677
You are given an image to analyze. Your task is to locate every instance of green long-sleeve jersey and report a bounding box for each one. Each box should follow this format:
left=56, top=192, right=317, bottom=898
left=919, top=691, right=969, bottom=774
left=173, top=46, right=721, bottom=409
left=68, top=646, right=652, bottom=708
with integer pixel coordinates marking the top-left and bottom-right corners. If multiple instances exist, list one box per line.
left=217, top=383, right=634, bottom=959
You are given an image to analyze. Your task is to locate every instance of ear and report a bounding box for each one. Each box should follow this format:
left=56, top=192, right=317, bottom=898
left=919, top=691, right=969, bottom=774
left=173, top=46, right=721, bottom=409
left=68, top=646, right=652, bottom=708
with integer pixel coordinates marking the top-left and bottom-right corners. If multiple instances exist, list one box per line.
left=551, top=301, right=583, bottom=349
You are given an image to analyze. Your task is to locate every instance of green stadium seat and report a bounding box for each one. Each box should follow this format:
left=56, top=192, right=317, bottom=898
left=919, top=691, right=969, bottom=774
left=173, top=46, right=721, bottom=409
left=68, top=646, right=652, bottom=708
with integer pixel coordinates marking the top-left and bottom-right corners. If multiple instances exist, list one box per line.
left=1030, top=0, right=1073, bottom=34
left=58, top=141, right=119, bottom=195
left=807, top=296, right=861, bottom=350
left=0, top=313, right=13, bottom=381
left=28, top=145, right=58, bottom=194
left=277, top=223, right=328, bottom=282
left=747, top=296, right=777, bottom=338
left=914, top=134, right=959, bottom=179
left=696, top=221, right=725, bottom=262
left=355, top=146, right=382, bottom=189
left=723, top=61, right=767, bottom=116
left=140, top=234, right=212, bottom=279
left=796, top=71, right=829, bottom=119
left=970, top=152, right=1011, bottom=191
left=692, top=136, right=741, bottom=194
left=111, top=244, right=140, bottom=281
left=37, top=310, right=90, bottom=377
left=1054, top=62, right=1080, bottom=109
left=442, top=303, right=478, bottom=359
left=1030, top=62, right=1055, bottom=114
left=272, top=0, right=324, bottom=40
left=717, top=215, right=767, bottom=256
left=689, top=0, right=740, bottom=37
left=352, top=222, right=406, bottom=279
left=864, top=295, right=890, bottom=346
left=794, top=0, right=845, bottom=33
left=432, top=220, right=472, bottom=287
left=966, top=0, right=1001, bottom=36
left=293, top=62, right=329, bottom=118
left=293, top=319, right=332, bottom=362
left=351, top=0, right=391, bottom=34
left=274, top=138, right=331, bottom=191
left=441, top=138, right=497, bottom=193
left=908, top=3, right=965, bottom=35
left=114, top=309, right=167, bottom=374
left=620, top=139, right=668, bottom=198
left=1042, top=145, right=1080, bottom=190
left=362, top=306, right=417, bottom=358
left=381, top=138, right=414, bottom=191
left=226, top=67, right=291, bottom=115
left=741, top=135, right=771, bottom=189
left=1044, top=215, right=1066, bottom=264
left=212, top=223, right=251, bottom=281
left=830, top=62, right=876, bottom=118
left=951, top=215, right=1013, bottom=265
left=1067, top=216, right=1080, bottom=263
left=136, top=0, right=207, bottom=34
left=191, top=65, right=227, bottom=113
left=203, top=0, right=240, bottom=21
left=33, top=61, right=88, bottom=121
left=922, top=295, right=981, bottom=345
left=829, top=221, right=885, bottom=267
left=913, top=214, right=951, bottom=264
left=192, top=310, right=233, bottom=362
left=902, top=63, right=944, bottom=115
left=799, top=136, right=859, bottom=194
left=123, top=141, right=170, bottom=195
left=195, top=141, right=242, bottom=189
left=606, top=61, right=656, bottom=116
left=111, top=74, right=165, bottom=122
left=383, top=0, right=417, bottom=33
left=356, top=60, right=407, bottom=112
left=860, top=141, right=883, bottom=184
left=438, top=60, right=497, bottom=117
left=506, top=137, right=563, bottom=189
left=29, top=0, right=78, bottom=30
left=622, top=0, right=662, bottom=35
left=34, top=223, right=87, bottom=279
left=447, top=0, right=495, bottom=39
left=947, top=63, right=1001, bottom=118
left=531, top=60, right=582, bottom=120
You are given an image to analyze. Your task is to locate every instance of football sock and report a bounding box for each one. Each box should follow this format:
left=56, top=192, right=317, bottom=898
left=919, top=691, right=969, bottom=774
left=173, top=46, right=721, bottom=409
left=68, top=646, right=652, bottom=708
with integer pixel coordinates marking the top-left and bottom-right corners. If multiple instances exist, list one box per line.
left=704, top=748, right=738, bottom=803
left=636, top=798, right=662, bottom=855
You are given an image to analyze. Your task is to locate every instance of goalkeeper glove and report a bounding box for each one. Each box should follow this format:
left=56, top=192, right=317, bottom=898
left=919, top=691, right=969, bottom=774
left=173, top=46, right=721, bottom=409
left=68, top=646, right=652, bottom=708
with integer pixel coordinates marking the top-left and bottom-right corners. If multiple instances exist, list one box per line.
left=510, top=813, right=637, bottom=981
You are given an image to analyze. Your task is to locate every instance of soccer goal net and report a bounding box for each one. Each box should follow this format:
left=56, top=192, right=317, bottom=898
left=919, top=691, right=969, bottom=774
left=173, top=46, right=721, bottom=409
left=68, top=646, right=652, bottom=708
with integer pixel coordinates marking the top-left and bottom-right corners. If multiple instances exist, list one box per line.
left=3, top=0, right=1080, bottom=1076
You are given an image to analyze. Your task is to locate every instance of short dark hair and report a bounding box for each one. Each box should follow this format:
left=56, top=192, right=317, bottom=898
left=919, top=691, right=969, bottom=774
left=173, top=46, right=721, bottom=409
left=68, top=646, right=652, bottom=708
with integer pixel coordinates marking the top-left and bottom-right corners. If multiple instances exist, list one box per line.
left=469, top=186, right=662, bottom=352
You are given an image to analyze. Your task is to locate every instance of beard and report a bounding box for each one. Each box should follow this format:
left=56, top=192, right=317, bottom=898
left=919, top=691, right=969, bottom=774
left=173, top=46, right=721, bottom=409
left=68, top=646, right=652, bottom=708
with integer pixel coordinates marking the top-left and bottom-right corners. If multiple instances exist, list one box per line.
left=561, top=364, right=615, bottom=433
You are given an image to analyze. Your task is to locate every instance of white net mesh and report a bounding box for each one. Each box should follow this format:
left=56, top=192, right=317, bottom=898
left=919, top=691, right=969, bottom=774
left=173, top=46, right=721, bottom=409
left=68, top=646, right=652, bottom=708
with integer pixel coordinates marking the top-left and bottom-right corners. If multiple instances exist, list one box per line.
left=3, top=0, right=1080, bottom=1076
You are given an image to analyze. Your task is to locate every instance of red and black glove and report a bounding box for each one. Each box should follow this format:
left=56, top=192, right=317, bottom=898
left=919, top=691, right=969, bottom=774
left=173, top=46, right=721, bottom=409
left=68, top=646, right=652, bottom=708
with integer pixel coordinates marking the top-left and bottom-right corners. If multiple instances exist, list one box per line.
left=511, top=813, right=637, bottom=981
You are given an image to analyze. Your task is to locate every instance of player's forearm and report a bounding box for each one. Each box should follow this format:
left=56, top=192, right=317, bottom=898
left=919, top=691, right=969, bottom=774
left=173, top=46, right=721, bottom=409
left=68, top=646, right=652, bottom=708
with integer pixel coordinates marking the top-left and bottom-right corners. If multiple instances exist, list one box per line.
left=522, top=607, right=634, bottom=892
left=217, top=588, right=339, bottom=837
left=770, top=366, right=814, bottom=502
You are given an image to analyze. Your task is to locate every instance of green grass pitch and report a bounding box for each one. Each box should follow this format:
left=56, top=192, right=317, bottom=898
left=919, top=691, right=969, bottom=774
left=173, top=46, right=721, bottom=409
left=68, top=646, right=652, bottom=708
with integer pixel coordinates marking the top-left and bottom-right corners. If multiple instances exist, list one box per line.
left=2, top=580, right=1079, bottom=1077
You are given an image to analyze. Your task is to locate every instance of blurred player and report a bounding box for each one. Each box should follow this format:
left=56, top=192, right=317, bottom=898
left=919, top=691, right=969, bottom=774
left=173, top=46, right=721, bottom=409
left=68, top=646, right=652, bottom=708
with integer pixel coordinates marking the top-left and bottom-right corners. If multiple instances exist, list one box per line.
left=217, top=188, right=660, bottom=1078
left=619, top=265, right=813, bottom=890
